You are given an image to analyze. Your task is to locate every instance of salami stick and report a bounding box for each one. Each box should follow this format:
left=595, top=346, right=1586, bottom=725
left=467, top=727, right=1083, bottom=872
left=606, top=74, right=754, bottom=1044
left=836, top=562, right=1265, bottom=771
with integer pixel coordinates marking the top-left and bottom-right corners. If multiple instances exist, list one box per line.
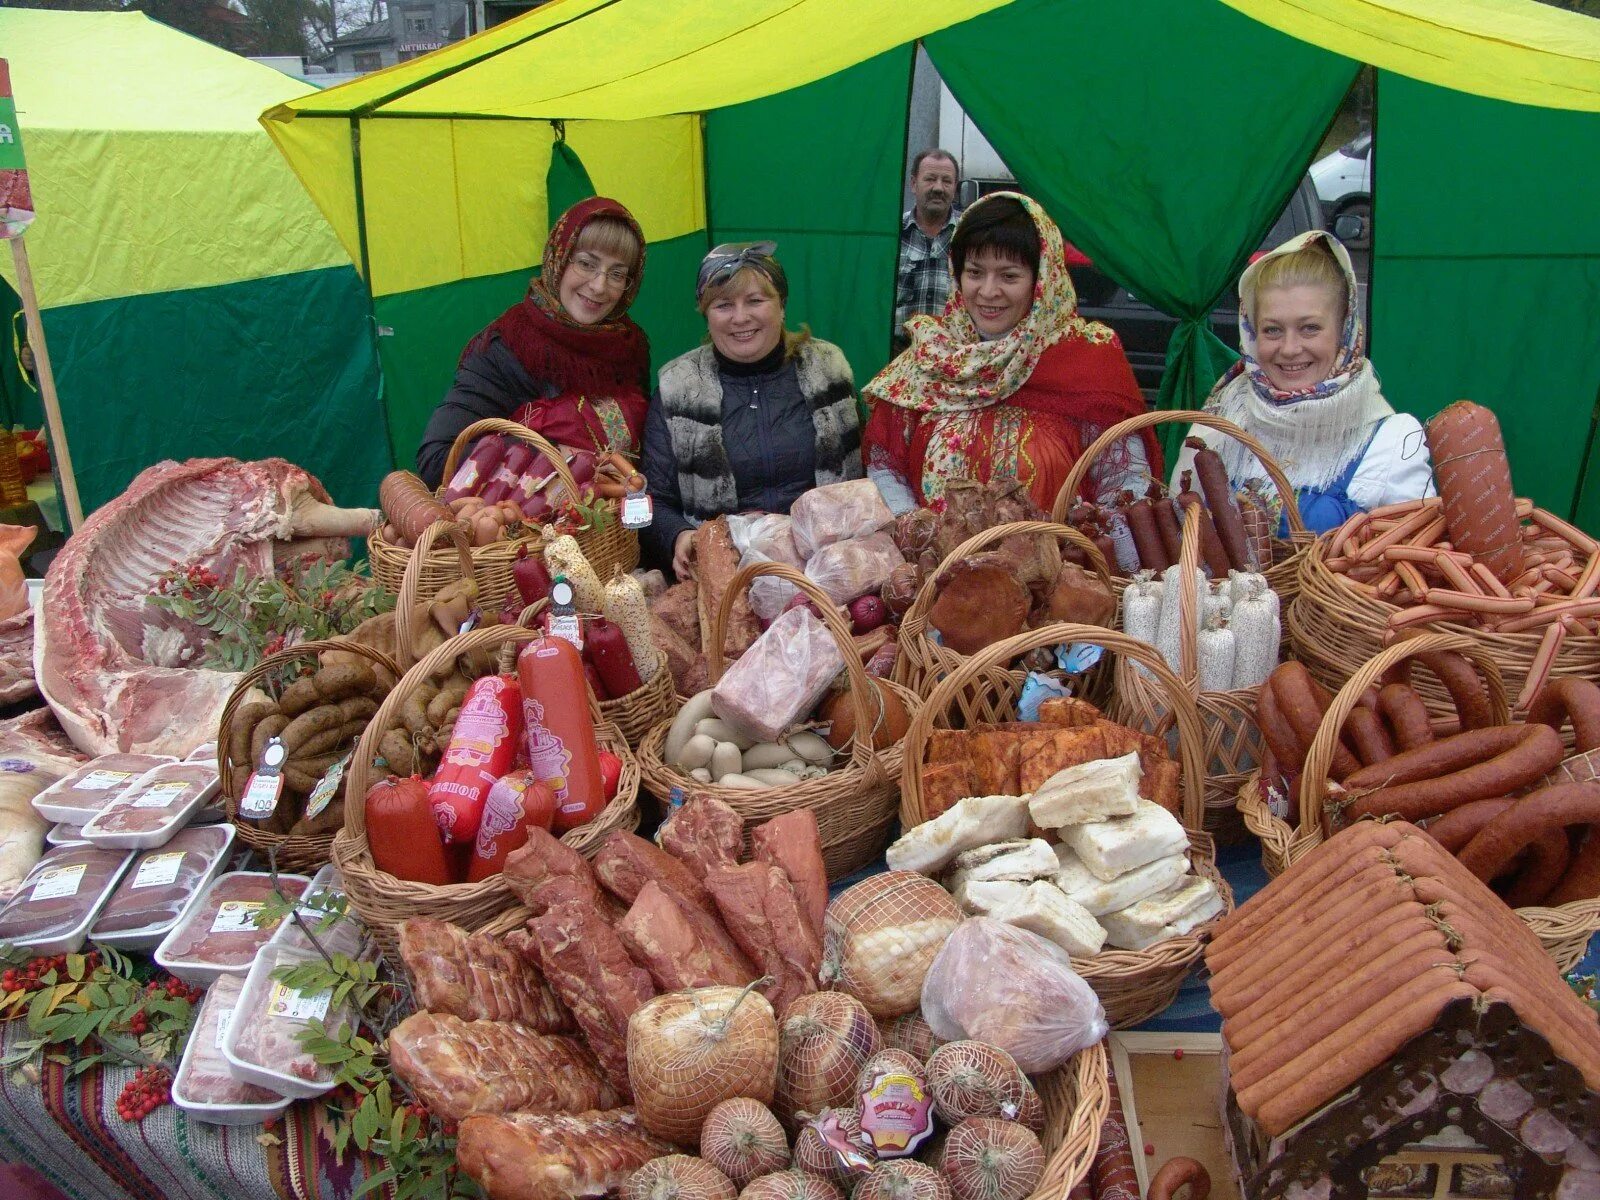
left=1126, top=498, right=1168, bottom=571
left=1175, top=478, right=1231, bottom=578
left=1422, top=797, right=1514, bottom=853
left=1187, top=439, right=1251, bottom=569
left=1343, top=724, right=1564, bottom=824
left=1149, top=489, right=1182, bottom=566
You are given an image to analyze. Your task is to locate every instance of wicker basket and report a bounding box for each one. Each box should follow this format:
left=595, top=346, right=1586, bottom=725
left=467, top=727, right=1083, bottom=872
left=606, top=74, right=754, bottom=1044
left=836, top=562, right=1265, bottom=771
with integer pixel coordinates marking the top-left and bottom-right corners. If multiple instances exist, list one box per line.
left=367, top=419, right=639, bottom=610
left=637, top=561, right=921, bottom=879
left=901, top=623, right=1233, bottom=1028
left=390, top=520, right=476, bottom=672
left=893, top=520, right=1115, bottom=717
left=1109, top=504, right=1264, bottom=844
left=218, top=638, right=403, bottom=871
left=1235, top=632, right=1600, bottom=971
left=1032, top=1038, right=1111, bottom=1200
left=1287, top=531, right=1600, bottom=722
left=337, top=624, right=641, bottom=958
left=1051, top=409, right=1311, bottom=602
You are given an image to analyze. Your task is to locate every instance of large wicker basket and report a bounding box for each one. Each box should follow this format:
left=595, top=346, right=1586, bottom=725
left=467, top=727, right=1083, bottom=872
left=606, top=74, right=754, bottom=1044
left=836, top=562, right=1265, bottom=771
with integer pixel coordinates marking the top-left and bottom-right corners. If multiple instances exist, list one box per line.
left=1030, top=1038, right=1111, bottom=1200
left=391, top=520, right=476, bottom=672
left=901, top=623, right=1233, bottom=1029
left=218, top=638, right=402, bottom=872
left=367, top=419, right=639, bottom=610
left=1236, top=632, right=1600, bottom=971
left=1109, top=504, right=1265, bottom=844
left=1287, top=528, right=1600, bottom=721
left=1051, top=409, right=1311, bottom=603
left=893, top=520, right=1115, bottom=716
left=637, top=561, right=921, bottom=879
left=337, top=624, right=641, bottom=958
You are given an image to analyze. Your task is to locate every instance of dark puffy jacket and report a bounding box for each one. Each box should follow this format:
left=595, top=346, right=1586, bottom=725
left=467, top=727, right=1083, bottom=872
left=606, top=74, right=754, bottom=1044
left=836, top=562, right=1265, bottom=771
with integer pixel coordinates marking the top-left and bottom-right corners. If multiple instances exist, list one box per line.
left=416, top=337, right=554, bottom=488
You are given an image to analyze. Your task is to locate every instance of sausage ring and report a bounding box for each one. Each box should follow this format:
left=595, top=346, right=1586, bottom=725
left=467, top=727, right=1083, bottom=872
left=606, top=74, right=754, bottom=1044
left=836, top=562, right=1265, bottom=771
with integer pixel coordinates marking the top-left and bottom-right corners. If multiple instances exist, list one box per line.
left=1423, top=797, right=1514, bottom=853
left=1376, top=684, right=1435, bottom=752
left=1501, top=827, right=1572, bottom=908
left=1546, top=825, right=1600, bottom=907
left=1343, top=724, right=1565, bottom=825
left=1384, top=651, right=1494, bottom=732
left=1457, top=782, right=1600, bottom=884
left=1273, top=662, right=1360, bottom=780
left=1148, top=1157, right=1211, bottom=1200
left=1526, top=677, right=1600, bottom=754
left=1344, top=707, right=1397, bottom=767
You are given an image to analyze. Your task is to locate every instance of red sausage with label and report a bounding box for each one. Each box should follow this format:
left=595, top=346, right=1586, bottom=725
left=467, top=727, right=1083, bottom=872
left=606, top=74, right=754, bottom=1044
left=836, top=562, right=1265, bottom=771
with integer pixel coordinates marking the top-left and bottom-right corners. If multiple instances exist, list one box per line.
left=427, top=675, right=525, bottom=844
left=518, top=636, right=605, bottom=832
left=367, top=777, right=458, bottom=885
left=584, top=618, right=642, bottom=699
left=467, top=768, right=557, bottom=882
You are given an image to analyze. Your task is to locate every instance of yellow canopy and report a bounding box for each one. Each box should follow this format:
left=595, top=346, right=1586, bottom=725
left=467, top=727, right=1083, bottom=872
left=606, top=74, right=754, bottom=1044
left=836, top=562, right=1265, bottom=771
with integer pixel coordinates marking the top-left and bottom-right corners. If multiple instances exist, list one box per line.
left=1218, top=0, right=1600, bottom=112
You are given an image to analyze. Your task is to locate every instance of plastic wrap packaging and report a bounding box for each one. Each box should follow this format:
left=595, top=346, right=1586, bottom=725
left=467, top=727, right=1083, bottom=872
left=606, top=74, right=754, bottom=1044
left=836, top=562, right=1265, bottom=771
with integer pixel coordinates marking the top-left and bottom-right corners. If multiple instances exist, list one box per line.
left=79, top=761, right=219, bottom=847
left=712, top=606, right=847, bottom=744
left=173, top=973, right=283, bottom=1110
left=270, top=864, right=366, bottom=960
left=920, top=918, right=1108, bottom=1073
left=90, top=824, right=235, bottom=944
left=156, top=871, right=310, bottom=979
left=0, top=842, right=134, bottom=952
left=31, top=754, right=177, bottom=825
left=728, top=514, right=803, bottom=567
left=805, top=533, right=905, bottom=605
left=742, top=549, right=801, bottom=624
left=226, top=943, right=355, bottom=1095
left=791, top=481, right=894, bottom=559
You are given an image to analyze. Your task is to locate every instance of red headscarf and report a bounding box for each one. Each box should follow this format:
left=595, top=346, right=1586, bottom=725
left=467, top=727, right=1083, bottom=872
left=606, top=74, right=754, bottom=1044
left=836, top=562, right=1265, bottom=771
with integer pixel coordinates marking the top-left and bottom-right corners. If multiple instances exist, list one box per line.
left=461, top=197, right=651, bottom=449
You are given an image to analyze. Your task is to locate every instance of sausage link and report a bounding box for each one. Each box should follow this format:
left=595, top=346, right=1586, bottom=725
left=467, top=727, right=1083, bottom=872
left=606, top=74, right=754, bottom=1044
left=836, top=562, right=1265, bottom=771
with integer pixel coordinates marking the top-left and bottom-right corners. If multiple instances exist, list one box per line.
left=1527, top=677, right=1600, bottom=754
left=1191, top=441, right=1251, bottom=571
left=1423, top=797, right=1514, bottom=853
left=1501, top=827, right=1571, bottom=908
left=1344, top=725, right=1565, bottom=824
left=1256, top=673, right=1308, bottom=777
left=1416, top=651, right=1494, bottom=731
left=1345, top=708, right=1397, bottom=767
left=1547, top=825, right=1600, bottom=906
left=1125, top=499, right=1168, bottom=572
left=1176, top=489, right=1231, bottom=579
left=1151, top=493, right=1183, bottom=566
left=1271, top=662, right=1360, bottom=780
left=1377, top=684, right=1435, bottom=751
left=1147, top=1157, right=1210, bottom=1200
left=1458, top=782, right=1600, bottom=883
left=1346, top=724, right=1533, bottom=792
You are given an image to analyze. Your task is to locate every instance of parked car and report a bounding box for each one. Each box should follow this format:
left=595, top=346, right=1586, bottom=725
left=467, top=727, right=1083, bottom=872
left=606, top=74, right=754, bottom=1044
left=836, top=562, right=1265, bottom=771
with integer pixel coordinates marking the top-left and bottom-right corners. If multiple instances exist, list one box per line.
left=1310, top=130, right=1371, bottom=247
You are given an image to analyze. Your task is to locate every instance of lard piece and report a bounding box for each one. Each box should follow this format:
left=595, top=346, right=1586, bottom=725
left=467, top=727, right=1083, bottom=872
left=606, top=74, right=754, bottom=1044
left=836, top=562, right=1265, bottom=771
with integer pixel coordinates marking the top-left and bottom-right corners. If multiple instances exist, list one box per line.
left=1057, top=800, right=1188, bottom=882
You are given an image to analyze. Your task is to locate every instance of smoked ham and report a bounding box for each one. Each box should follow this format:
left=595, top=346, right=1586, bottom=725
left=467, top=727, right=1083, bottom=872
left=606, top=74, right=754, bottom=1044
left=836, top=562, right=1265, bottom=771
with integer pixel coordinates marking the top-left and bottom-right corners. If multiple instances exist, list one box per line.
left=396, top=916, right=572, bottom=1032
left=456, top=1109, right=673, bottom=1200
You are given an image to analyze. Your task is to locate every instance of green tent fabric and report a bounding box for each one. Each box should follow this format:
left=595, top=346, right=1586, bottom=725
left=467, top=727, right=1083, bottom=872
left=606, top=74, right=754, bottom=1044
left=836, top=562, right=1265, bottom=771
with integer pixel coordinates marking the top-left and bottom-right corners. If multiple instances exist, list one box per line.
left=926, top=0, right=1358, bottom=455
left=704, top=47, right=914, bottom=387
left=1369, top=70, right=1600, bottom=525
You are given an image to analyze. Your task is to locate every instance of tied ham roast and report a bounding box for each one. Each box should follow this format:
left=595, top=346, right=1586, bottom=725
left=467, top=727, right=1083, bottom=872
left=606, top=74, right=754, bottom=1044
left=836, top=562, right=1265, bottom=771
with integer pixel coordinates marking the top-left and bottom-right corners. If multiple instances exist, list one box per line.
left=456, top=1109, right=672, bottom=1200
left=36, top=458, right=378, bottom=755
left=396, top=916, right=572, bottom=1032
left=387, top=1012, right=619, bottom=1122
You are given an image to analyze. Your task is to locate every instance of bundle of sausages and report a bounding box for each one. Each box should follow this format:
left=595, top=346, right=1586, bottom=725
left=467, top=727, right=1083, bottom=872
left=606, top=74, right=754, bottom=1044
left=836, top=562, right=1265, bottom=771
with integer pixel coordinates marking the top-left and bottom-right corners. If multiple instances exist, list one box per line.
left=1063, top=441, right=1269, bottom=578
left=1258, top=657, right=1600, bottom=909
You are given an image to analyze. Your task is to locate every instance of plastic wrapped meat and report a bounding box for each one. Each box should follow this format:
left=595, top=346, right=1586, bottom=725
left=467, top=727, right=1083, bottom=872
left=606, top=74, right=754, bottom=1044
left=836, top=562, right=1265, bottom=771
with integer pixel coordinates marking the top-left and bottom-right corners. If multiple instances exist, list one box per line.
left=158, top=872, right=308, bottom=972
left=0, top=842, right=132, bottom=949
left=711, top=606, right=846, bottom=744
left=387, top=1011, right=620, bottom=1121
left=91, top=825, right=232, bottom=938
left=804, top=532, right=904, bottom=604
left=790, top=480, right=894, bottom=559
left=31, top=753, right=176, bottom=823
left=175, top=974, right=281, bottom=1107
left=397, top=916, right=571, bottom=1032
left=230, top=944, right=354, bottom=1086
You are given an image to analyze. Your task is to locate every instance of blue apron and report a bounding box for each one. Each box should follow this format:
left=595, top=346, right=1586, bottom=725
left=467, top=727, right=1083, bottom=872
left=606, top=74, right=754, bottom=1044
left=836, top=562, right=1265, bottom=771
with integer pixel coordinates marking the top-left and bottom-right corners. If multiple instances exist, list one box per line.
left=1278, top=421, right=1385, bottom=537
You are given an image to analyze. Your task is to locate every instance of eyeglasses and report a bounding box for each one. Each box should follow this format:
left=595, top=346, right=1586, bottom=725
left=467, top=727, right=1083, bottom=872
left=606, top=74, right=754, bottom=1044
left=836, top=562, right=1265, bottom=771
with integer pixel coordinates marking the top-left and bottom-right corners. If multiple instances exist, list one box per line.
left=569, top=252, right=631, bottom=289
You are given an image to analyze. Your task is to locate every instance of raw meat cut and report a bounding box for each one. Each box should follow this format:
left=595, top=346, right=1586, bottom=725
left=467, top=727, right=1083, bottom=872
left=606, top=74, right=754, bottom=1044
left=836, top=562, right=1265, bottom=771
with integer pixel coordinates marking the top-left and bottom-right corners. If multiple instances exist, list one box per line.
left=0, top=610, right=36, bottom=706
left=705, top=862, right=821, bottom=1017
left=658, top=795, right=743, bottom=874
left=751, top=809, right=828, bottom=940
left=0, top=706, right=86, bottom=774
left=456, top=1109, right=672, bottom=1200
left=36, top=458, right=378, bottom=756
left=397, top=916, right=572, bottom=1032
left=387, top=1012, right=619, bottom=1121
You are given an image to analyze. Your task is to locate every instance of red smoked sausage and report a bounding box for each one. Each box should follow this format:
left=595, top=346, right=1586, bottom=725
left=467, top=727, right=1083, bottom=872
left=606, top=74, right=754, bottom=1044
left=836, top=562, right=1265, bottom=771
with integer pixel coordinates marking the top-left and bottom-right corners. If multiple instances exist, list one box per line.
left=518, top=636, right=606, bottom=832
left=1148, top=1157, right=1211, bottom=1200
left=367, top=776, right=458, bottom=885
left=428, top=675, right=525, bottom=844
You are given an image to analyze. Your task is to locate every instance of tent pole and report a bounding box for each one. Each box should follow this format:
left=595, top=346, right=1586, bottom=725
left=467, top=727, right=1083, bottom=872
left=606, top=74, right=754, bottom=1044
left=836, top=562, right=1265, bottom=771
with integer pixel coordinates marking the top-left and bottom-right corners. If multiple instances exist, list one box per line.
left=8, top=236, right=83, bottom=530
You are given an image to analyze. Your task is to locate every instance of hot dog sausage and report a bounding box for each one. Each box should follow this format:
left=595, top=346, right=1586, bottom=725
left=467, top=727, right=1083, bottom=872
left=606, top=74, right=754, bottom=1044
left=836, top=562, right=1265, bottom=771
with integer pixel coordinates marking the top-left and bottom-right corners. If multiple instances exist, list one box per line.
left=1147, top=1157, right=1210, bottom=1200
left=1344, top=725, right=1565, bottom=824
left=1457, top=782, right=1600, bottom=883
left=1527, top=677, right=1600, bottom=754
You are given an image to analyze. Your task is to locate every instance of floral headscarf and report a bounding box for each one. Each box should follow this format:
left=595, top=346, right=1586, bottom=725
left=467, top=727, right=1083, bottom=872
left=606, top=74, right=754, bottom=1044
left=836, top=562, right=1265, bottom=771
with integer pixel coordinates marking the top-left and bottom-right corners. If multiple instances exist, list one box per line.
left=525, top=195, right=647, bottom=329
left=863, top=191, right=1117, bottom=414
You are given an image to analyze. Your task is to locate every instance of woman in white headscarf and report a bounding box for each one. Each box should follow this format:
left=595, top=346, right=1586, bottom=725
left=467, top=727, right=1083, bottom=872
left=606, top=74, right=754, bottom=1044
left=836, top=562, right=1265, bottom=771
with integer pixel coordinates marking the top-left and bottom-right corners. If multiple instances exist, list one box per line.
left=1171, top=231, right=1433, bottom=534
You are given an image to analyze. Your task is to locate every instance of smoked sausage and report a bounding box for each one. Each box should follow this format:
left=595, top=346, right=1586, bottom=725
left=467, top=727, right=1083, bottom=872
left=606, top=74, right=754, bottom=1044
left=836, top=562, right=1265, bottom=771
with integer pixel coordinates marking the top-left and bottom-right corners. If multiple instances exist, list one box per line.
left=1125, top=499, right=1168, bottom=572
left=1376, top=684, right=1434, bottom=752
left=1344, top=708, right=1396, bottom=767
left=1458, top=782, right=1600, bottom=884
left=1422, top=797, right=1514, bottom=853
left=1190, top=439, right=1251, bottom=571
left=1546, top=825, right=1600, bottom=906
left=1150, top=490, right=1183, bottom=566
left=1501, top=827, right=1571, bottom=908
left=1343, top=724, right=1565, bottom=824
left=1527, top=677, right=1600, bottom=754
left=1416, top=651, right=1493, bottom=731
left=1175, top=479, right=1230, bottom=579
left=1148, top=1157, right=1210, bottom=1200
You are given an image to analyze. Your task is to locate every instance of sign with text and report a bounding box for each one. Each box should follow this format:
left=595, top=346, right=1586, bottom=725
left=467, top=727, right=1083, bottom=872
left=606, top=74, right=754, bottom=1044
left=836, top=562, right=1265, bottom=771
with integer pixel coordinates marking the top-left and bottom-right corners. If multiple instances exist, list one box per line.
left=0, top=60, right=34, bottom=239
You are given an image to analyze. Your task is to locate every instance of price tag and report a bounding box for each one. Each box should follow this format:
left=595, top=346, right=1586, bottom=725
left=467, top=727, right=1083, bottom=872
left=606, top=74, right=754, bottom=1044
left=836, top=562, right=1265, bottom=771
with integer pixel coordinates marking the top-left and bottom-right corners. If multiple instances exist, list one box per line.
left=621, top=490, right=653, bottom=529
left=239, top=739, right=286, bottom=820
left=304, top=752, right=352, bottom=821
left=266, top=981, right=332, bottom=1023
left=1057, top=642, right=1105, bottom=674
left=31, top=863, right=86, bottom=902
left=547, top=578, right=583, bottom=650
left=132, top=781, right=192, bottom=810
left=214, top=1007, right=234, bottom=1050
left=211, top=900, right=266, bottom=934
left=131, top=852, right=186, bottom=889
left=458, top=609, right=481, bottom=635
left=76, top=769, right=133, bottom=791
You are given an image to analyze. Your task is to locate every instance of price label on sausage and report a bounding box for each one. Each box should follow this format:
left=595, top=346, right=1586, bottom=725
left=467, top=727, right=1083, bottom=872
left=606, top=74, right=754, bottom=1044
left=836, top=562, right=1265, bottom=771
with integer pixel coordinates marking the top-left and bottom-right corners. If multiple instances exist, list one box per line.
left=132, top=781, right=192, bottom=809
left=211, top=900, right=266, bottom=934
left=621, top=491, right=653, bottom=529
left=76, top=769, right=133, bottom=791
left=304, top=753, right=351, bottom=821
left=131, top=852, right=185, bottom=889
left=31, top=863, right=86, bottom=901
left=266, top=981, right=332, bottom=1023
left=240, top=739, right=286, bottom=819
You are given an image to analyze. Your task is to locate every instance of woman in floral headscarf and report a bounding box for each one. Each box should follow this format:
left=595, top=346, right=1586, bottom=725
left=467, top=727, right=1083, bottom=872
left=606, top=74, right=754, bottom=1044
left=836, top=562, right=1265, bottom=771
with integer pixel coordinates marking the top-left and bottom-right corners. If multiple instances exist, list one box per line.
left=417, top=197, right=651, bottom=487
left=1170, top=230, right=1433, bottom=534
left=863, top=192, right=1160, bottom=514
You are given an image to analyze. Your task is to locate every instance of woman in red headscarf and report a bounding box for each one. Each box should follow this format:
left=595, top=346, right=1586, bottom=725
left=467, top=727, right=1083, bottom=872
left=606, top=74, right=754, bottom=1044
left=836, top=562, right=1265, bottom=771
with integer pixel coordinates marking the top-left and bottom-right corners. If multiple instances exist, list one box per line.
left=417, top=197, right=651, bottom=488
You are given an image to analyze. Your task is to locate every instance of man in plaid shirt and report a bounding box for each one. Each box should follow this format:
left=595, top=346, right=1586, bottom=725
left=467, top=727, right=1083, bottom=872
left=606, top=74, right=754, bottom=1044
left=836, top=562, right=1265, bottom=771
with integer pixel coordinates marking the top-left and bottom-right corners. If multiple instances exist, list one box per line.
left=893, top=149, right=960, bottom=352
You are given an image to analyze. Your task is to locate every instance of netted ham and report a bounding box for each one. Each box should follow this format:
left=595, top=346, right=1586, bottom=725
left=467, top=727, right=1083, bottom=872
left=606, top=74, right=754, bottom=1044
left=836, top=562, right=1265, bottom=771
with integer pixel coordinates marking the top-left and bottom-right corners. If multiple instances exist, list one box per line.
left=397, top=916, right=572, bottom=1032
left=37, top=458, right=378, bottom=755
left=388, top=1011, right=620, bottom=1121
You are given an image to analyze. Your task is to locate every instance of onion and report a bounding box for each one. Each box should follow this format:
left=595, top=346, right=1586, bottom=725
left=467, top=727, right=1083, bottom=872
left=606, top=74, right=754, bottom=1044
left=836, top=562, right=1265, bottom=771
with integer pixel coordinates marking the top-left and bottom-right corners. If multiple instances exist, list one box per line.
left=628, top=982, right=780, bottom=1146
left=938, top=1119, right=1044, bottom=1200
left=792, top=1107, right=877, bottom=1187
left=849, top=596, right=888, bottom=634
left=854, top=1049, right=926, bottom=1098
left=821, top=874, right=962, bottom=1018
left=853, top=1163, right=951, bottom=1200
left=926, top=1042, right=1043, bottom=1132
left=741, top=1172, right=845, bottom=1200
left=875, top=1014, right=946, bottom=1064
left=777, top=992, right=883, bottom=1128
left=702, top=1099, right=791, bottom=1188
left=623, top=1157, right=739, bottom=1200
